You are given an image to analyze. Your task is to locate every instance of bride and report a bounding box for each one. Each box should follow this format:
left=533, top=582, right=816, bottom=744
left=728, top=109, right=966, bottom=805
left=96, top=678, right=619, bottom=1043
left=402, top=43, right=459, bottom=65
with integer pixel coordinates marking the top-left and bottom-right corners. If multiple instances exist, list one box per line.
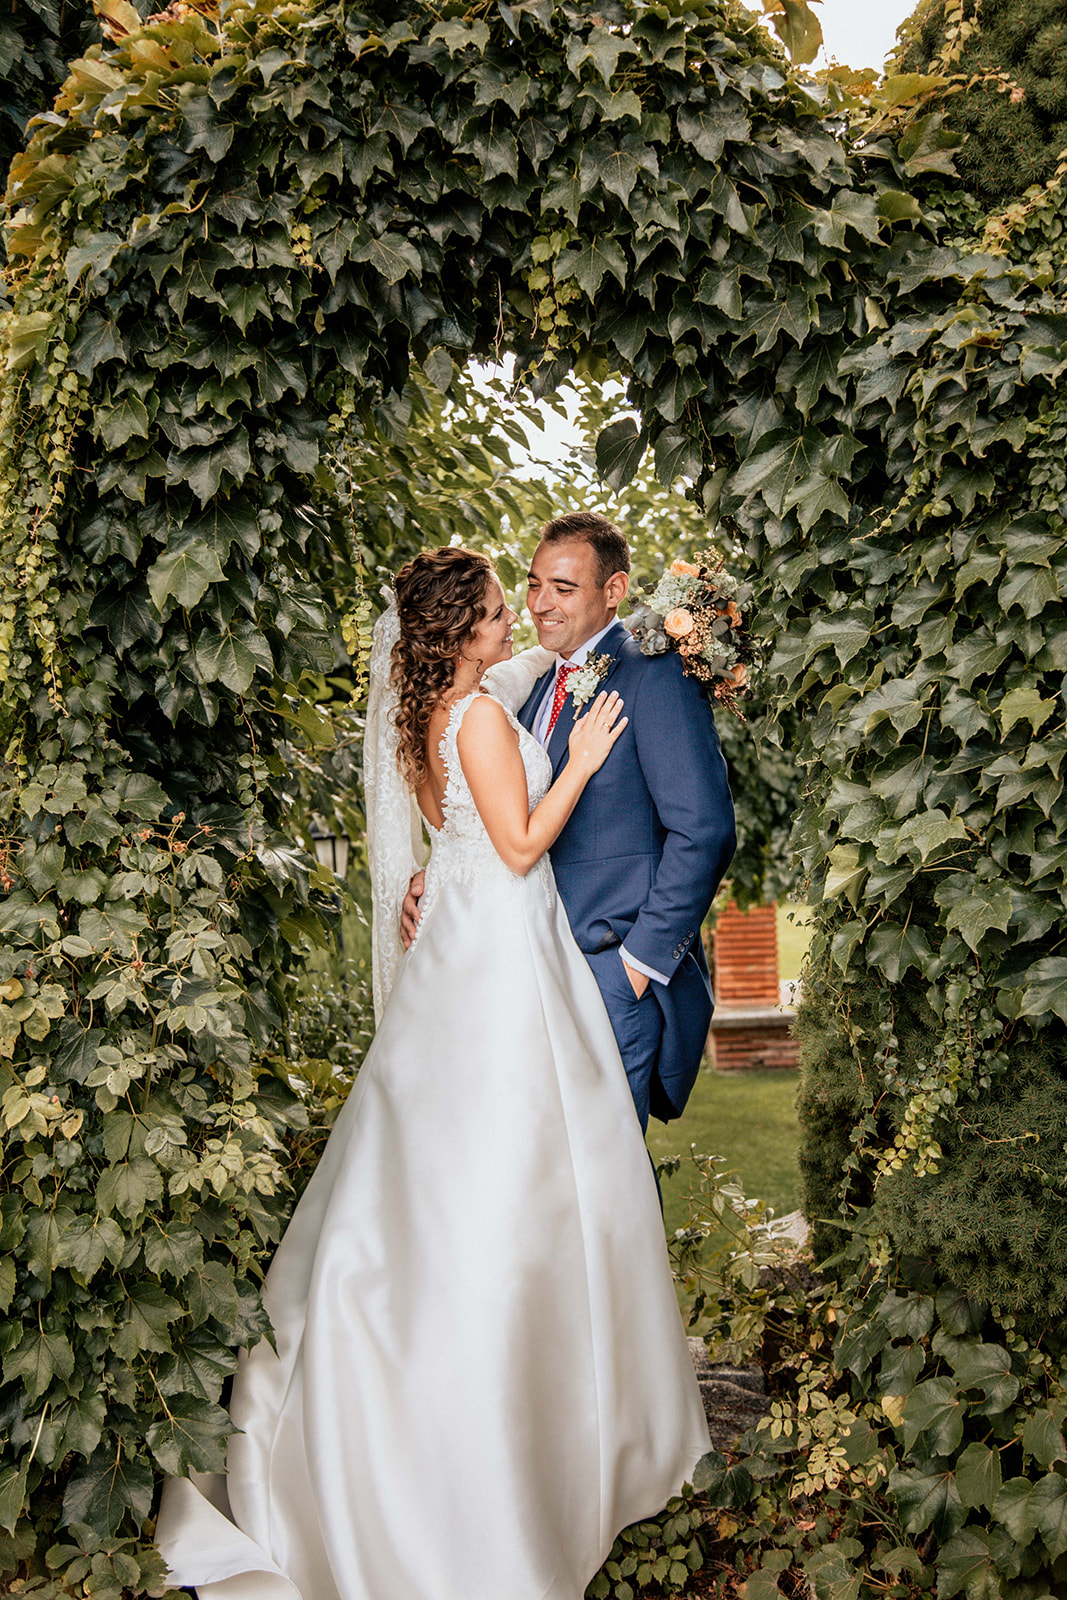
left=155, top=546, right=711, bottom=1600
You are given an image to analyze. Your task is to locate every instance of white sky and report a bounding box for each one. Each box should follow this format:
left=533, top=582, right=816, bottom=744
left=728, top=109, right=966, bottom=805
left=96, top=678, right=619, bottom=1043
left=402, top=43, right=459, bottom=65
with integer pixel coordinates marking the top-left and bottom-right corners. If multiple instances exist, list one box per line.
left=815, top=0, right=917, bottom=70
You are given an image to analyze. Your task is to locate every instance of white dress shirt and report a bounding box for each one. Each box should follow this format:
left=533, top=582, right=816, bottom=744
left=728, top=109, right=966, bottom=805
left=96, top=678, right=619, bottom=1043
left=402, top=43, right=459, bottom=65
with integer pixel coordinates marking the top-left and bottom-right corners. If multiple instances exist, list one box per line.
left=533, top=621, right=620, bottom=743
left=534, top=621, right=669, bottom=989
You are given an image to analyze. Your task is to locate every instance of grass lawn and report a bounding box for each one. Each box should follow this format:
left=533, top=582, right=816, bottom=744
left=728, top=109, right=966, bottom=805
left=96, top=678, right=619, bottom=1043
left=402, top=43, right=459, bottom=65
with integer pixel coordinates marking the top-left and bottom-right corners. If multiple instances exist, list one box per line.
left=646, top=1067, right=801, bottom=1240
left=645, top=903, right=811, bottom=1238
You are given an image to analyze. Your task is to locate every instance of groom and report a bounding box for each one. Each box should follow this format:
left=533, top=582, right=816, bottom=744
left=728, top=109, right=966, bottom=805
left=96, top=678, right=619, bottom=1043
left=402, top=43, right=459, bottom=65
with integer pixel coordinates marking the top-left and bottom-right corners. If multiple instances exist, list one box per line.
left=405, top=512, right=736, bottom=1131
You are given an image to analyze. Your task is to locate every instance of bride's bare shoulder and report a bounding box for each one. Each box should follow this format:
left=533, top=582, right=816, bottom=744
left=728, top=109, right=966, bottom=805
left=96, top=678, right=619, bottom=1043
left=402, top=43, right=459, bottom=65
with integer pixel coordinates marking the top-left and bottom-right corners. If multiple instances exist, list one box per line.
left=455, top=693, right=516, bottom=747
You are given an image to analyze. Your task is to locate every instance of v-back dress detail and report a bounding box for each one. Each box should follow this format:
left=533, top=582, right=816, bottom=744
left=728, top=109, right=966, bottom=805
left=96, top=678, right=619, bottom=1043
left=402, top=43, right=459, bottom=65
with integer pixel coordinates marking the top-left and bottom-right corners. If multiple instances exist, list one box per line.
left=156, top=692, right=710, bottom=1600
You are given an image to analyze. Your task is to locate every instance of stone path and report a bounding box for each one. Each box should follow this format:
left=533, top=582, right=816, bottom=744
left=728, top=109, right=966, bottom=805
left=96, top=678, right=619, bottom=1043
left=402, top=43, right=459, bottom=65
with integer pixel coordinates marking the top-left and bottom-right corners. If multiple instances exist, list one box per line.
left=687, top=1338, right=769, bottom=1450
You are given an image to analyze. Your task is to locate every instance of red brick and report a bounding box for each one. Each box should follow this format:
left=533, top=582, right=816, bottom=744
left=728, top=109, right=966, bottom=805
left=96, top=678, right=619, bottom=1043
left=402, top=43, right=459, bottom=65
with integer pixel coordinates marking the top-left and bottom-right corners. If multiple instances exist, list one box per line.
left=713, top=901, right=780, bottom=1006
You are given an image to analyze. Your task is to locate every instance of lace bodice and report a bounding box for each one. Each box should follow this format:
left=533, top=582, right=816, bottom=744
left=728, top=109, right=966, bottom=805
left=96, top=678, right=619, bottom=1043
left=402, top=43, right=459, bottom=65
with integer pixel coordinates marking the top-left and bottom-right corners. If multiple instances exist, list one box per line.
left=413, top=691, right=554, bottom=939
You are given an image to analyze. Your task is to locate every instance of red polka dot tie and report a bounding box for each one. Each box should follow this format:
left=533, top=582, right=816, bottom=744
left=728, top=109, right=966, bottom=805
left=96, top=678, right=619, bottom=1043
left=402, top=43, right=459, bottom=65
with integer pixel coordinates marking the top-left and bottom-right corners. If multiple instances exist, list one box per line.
left=546, top=663, right=578, bottom=737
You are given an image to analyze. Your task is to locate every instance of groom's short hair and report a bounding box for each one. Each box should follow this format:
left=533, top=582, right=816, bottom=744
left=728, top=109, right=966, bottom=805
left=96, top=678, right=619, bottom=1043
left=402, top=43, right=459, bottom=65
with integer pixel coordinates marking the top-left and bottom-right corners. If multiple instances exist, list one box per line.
left=539, top=512, right=631, bottom=587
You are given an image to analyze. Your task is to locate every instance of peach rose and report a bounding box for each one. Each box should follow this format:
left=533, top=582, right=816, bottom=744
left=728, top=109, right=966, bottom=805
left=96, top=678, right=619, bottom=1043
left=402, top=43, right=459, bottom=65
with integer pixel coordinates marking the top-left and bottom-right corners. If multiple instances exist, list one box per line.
left=725, top=601, right=742, bottom=626
left=664, top=607, right=695, bottom=638
left=726, top=661, right=748, bottom=687
left=670, top=559, right=700, bottom=577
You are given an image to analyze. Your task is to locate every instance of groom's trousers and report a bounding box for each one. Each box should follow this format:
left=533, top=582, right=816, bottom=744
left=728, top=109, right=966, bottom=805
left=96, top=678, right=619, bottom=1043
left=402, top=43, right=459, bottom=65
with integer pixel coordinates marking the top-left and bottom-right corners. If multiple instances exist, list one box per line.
left=585, top=948, right=664, bottom=1135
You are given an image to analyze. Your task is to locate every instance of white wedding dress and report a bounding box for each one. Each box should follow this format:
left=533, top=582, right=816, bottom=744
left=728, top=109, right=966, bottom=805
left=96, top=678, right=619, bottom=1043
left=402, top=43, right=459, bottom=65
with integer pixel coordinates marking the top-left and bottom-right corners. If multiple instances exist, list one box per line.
left=156, top=674, right=710, bottom=1600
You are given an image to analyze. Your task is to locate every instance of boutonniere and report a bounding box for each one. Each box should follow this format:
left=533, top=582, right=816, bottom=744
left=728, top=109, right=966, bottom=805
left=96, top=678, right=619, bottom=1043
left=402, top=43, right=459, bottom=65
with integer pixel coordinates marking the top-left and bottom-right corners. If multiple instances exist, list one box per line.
left=568, top=653, right=612, bottom=711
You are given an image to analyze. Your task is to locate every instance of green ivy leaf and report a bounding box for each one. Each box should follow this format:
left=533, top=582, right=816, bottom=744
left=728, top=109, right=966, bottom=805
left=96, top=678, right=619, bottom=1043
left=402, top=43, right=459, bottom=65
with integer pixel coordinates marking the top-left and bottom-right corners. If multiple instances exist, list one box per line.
left=595, top=417, right=648, bottom=491
left=89, top=585, right=162, bottom=652
left=1019, top=958, right=1067, bottom=1023
left=567, top=26, right=639, bottom=85
left=993, top=1476, right=1039, bottom=1543
left=3, top=1327, right=75, bottom=1402
left=940, top=884, right=1012, bottom=952
left=999, top=564, right=1060, bottom=618
left=65, top=231, right=124, bottom=289
left=867, top=920, right=934, bottom=983
left=877, top=189, right=923, bottom=224
left=57, top=1213, right=126, bottom=1283
left=182, top=1259, right=240, bottom=1326
left=96, top=393, right=149, bottom=450
left=888, top=1462, right=964, bottom=1538
left=147, top=544, right=226, bottom=612
left=52, top=1389, right=107, bottom=1463
left=955, top=1442, right=1002, bottom=1511
left=952, top=632, right=1011, bottom=691
left=157, top=1329, right=238, bottom=1401
left=762, top=0, right=823, bottom=64
left=822, top=843, right=866, bottom=906
left=255, top=839, right=312, bottom=900
left=936, top=1528, right=999, bottom=1600
left=96, top=1158, right=164, bottom=1223
left=902, top=1375, right=966, bottom=1455
left=653, top=428, right=701, bottom=486
left=675, top=104, right=750, bottom=162
left=62, top=1445, right=154, bottom=1537
left=354, top=232, right=422, bottom=285
left=249, top=345, right=308, bottom=406
left=1032, top=1474, right=1067, bottom=1559
left=178, top=429, right=253, bottom=504
left=370, top=99, right=433, bottom=152
left=556, top=235, right=629, bottom=297
left=143, top=1223, right=205, bottom=1280
left=997, top=686, right=1058, bottom=736
left=114, top=1281, right=183, bottom=1360
left=426, top=18, right=490, bottom=55
left=145, top=1395, right=235, bottom=1476
left=195, top=623, right=274, bottom=694
left=181, top=92, right=236, bottom=161
left=1022, top=1408, right=1067, bottom=1469
left=895, top=809, right=969, bottom=863
left=77, top=903, right=149, bottom=953
left=0, top=1464, right=27, bottom=1536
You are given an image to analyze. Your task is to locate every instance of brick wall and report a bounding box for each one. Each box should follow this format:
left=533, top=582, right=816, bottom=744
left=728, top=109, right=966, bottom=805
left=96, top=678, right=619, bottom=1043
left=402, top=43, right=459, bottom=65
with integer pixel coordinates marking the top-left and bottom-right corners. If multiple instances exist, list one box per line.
left=713, top=900, right=780, bottom=1007
left=709, top=900, right=799, bottom=1071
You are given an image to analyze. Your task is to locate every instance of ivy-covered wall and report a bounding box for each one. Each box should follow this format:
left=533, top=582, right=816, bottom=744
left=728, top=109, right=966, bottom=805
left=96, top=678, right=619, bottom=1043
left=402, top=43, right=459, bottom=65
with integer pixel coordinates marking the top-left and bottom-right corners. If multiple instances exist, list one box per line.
left=783, top=170, right=1067, bottom=1313
left=2, top=0, right=1065, bottom=1592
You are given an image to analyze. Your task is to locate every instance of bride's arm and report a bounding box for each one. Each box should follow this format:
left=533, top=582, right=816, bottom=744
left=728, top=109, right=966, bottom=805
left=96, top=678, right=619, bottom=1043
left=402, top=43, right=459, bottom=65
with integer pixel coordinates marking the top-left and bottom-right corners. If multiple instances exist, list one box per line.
left=457, top=694, right=626, bottom=876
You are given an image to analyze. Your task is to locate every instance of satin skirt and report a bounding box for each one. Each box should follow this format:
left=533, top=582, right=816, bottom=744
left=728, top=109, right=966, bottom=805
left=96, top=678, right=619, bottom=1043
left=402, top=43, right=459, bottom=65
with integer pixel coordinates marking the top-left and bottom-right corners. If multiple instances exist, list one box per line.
left=155, top=866, right=710, bottom=1600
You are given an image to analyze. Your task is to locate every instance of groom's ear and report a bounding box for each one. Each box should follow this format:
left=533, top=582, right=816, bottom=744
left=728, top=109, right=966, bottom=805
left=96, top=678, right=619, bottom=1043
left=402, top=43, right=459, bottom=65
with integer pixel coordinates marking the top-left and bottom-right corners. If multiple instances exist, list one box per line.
left=605, top=570, right=629, bottom=611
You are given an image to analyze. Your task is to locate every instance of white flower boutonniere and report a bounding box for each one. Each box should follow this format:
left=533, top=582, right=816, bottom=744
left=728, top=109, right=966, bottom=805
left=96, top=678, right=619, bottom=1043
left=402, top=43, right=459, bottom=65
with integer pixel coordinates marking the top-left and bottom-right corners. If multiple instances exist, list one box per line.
left=567, top=653, right=612, bottom=711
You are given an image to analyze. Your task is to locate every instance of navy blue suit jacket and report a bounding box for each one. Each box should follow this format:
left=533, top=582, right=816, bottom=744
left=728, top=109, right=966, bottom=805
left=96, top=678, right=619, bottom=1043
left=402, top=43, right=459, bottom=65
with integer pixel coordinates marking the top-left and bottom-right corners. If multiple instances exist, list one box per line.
left=519, top=621, right=736, bottom=1120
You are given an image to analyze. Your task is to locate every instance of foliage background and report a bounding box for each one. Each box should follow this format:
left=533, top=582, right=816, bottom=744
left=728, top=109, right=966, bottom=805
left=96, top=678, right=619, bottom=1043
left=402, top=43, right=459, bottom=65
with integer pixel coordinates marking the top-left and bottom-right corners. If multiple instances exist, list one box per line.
left=1, top=0, right=1066, bottom=1597
left=896, top=0, right=1067, bottom=204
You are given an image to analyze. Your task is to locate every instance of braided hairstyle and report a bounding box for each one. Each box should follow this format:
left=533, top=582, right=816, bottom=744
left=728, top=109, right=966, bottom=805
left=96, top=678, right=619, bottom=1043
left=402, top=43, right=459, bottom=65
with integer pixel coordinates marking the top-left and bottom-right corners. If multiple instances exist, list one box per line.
left=391, top=546, right=495, bottom=789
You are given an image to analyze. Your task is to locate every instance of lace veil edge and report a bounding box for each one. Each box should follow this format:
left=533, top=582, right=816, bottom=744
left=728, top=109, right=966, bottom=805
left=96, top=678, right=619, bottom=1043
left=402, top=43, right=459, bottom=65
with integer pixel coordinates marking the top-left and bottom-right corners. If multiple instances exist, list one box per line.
left=365, top=595, right=426, bottom=1024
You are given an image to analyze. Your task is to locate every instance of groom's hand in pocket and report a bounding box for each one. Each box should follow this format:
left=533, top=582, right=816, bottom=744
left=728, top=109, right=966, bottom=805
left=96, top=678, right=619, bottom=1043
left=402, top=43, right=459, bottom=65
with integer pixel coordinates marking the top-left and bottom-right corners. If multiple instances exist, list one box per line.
left=401, top=871, right=425, bottom=948
left=622, top=958, right=649, bottom=999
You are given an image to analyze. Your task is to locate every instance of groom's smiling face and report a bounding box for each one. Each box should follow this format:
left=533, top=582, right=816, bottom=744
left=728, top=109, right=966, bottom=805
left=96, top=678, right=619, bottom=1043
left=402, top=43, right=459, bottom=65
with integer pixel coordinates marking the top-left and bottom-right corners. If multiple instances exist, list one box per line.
left=527, top=539, right=627, bottom=659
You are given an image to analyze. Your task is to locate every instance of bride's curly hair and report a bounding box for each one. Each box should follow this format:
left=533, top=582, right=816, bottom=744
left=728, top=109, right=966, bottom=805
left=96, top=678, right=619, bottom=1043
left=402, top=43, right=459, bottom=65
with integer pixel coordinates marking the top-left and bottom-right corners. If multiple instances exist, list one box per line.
left=391, top=546, right=496, bottom=789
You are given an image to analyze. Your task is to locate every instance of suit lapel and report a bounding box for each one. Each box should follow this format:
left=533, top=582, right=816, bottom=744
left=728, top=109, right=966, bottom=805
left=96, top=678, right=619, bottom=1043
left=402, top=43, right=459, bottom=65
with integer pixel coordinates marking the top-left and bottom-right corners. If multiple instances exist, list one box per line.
left=547, top=622, right=628, bottom=778
left=520, top=667, right=554, bottom=734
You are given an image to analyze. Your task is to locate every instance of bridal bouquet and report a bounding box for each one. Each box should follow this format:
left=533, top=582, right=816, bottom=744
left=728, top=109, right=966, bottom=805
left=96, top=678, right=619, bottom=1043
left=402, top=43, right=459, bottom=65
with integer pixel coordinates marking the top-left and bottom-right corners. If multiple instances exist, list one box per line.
left=623, top=552, right=757, bottom=716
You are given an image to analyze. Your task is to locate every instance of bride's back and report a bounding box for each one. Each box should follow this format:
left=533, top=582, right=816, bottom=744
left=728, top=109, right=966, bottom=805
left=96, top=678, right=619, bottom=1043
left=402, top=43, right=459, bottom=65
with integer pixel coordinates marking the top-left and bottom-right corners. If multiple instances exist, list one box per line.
left=416, top=696, right=465, bottom=830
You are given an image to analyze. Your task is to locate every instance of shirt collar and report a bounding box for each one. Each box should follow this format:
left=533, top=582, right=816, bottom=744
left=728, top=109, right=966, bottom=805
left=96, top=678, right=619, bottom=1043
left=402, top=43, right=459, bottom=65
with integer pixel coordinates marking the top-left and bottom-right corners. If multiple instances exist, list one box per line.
left=554, top=620, right=618, bottom=674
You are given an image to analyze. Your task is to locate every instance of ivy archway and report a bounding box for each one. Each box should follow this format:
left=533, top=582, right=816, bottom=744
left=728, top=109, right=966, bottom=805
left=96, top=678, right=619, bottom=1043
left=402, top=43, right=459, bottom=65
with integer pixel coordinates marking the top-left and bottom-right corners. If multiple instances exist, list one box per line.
left=3, top=0, right=1066, bottom=1590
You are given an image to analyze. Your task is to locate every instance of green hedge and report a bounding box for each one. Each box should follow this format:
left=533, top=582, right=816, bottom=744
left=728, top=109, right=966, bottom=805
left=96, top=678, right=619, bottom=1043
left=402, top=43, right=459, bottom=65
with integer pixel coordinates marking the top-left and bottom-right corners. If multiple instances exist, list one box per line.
left=1, top=0, right=1064, bottom=1592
